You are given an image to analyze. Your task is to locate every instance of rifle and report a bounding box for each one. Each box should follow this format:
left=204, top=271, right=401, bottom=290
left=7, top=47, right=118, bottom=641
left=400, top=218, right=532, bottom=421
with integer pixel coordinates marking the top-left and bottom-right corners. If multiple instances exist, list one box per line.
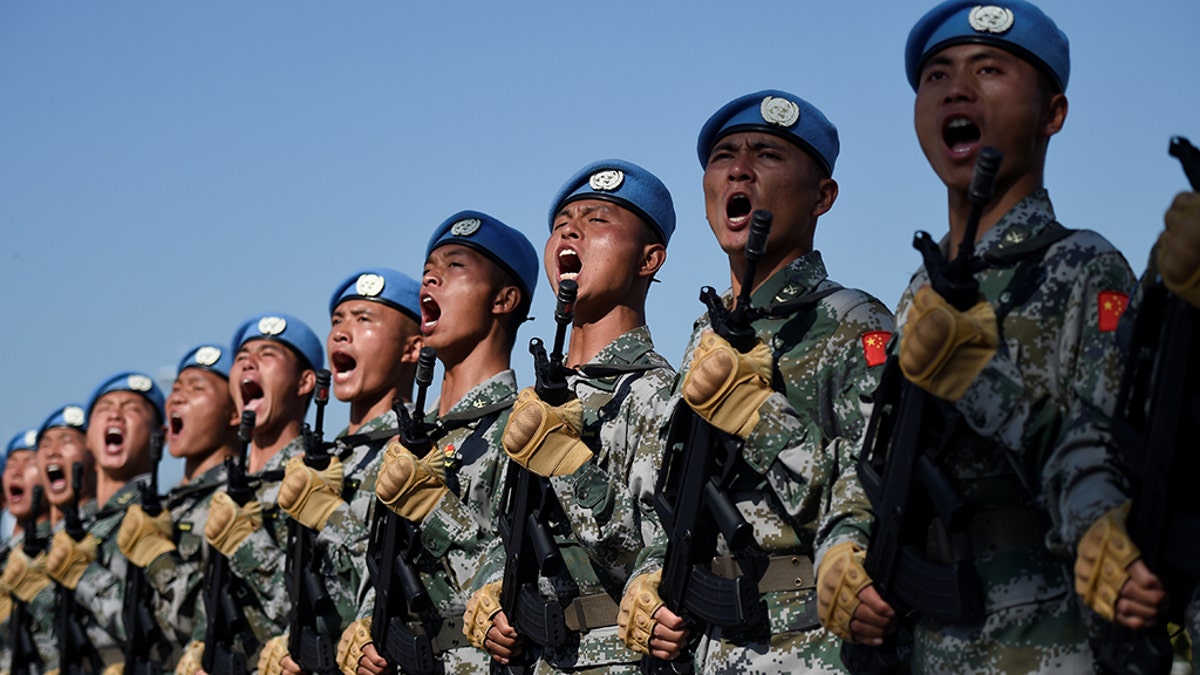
left=367, top=346, right=439, bottom=675
left=202, top=410, right=258, bottom=673
left=844, top=147, right=1003, bottom=674
left=496, top=279, right=576, bottom=657
left=647, top=211, right=773, bottom=674
left=286, top=368, right=342, bottom=673
left=1094, top=136, right=1200, bottom=675
left=58, top=461, right=105, bottom=674
left=122, top=429, right=174, bottom=673
left=9, top=486, right=47, bottom=675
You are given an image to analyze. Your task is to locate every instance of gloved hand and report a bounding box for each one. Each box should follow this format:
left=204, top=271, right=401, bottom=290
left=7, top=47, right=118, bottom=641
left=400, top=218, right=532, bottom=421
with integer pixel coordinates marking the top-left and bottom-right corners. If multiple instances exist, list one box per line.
left=45, top=530, right=98, bottom=590
left=1158, top=191, right=1200, bottom=308
left=1075, top=501, right=1141, bottom=621
left=502, top=387, right=593, bottom=477
left=463, top=581, right=504, bottom=651
left=682, top=332, right=774, bottom=438
left=1, top=548, right=52, bottom=602
left=899, top=286, right=998, bottom=401
left=205, top=491, right=263, bottom=557
left=278, top=455, right=346, bottom=531
left=118, top=503, right=176, bottom=568
left=816, top=542, right=873, bottom=641
left=101, top=664, right=124, bottom=675
left=256, top=634, right=290, bottom=675
left=375, top=441, right=448, bottom=522
left=175, top=640, right=205, bottom=675
left=337, top=618, right=374, bottom=673
left=617, top=570, right=664, bottom=655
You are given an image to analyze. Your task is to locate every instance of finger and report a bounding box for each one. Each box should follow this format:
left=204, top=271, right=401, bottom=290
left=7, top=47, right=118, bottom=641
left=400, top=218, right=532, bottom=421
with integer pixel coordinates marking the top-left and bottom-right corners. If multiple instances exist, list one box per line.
left=649, top=645, right=684, bottom=661
left=652, top=621, right=689, bottom=643
left=649, top=634, right=689, bottom=655
left=486, top=626, right=522, bottom=651
left=856, top=585, right=896, bottom=621
left=492, top=611, right=521, bottom=639
left=651, top=605, right=688, bottom=631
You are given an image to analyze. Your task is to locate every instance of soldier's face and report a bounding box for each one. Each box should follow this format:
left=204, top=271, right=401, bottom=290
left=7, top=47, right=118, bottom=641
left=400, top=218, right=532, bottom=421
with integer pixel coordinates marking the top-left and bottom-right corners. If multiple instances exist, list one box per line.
left=88, top=391, right=158, bottom=479
left=37, top=427, right=91, bottom=508
left=545, top=199, right=661, bottom=322
left=4, top=449, right=44, bottom=521
left=328, top=300, right=420, bottom=404
left=703, top=131, right=835, bottom=263
left=914, top=44, right=1065, bottom=196
left=230, top=340, right=310, bottom=433
left=420, top=245, right=509, bottom=359
left=167, top=368, right=237, bottom=460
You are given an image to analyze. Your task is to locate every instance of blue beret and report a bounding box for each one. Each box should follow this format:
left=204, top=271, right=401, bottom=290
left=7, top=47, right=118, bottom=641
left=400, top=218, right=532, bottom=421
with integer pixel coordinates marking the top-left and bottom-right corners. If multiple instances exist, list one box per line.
left=231, top=312, right=325, bottom=372
left=426, top=211, right=539, bottom=305
left=549, top=159, right=676, bottom=245
left=906, top=0, right=1069, bottom=92
left=178, top=343, right=235, bottom=380
left=87, top=372, right=166, bottom=423
left=37, top=404, right=88, bottom=443
left=7, top=428, right=39, bottom=458
left=329, top=268, right=422, bottom=322
left=697, top=90, right=839, bottom=176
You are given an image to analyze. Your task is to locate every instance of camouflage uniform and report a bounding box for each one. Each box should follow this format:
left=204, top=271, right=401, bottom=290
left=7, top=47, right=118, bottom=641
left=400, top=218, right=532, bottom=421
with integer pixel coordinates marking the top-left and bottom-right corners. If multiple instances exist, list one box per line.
left=0, top=521, right=53, bottom=674
left=820, top=190, right=1136, bottom=673
left=30, top=500, right=97, bottom=671
left=359, top=370, right=517, bottom=674
left=638, top=251, right=893, bottom=674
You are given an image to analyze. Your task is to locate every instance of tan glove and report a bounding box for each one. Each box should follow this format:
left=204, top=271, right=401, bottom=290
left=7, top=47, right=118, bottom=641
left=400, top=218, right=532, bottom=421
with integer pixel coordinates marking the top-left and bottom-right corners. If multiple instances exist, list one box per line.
left=45, top=530, right=98, bottom=590
left=102, top=664, right=124, bottom=675
left=375, top=441, right=448, bottom=522
left=503, top=387, right=594, bottom=477
left=899, top=286, right=998, bottom=401
left=1075, top=501, right=1141, bottom=621
left=682, top=332, right=775, bottom=438
left=257, top=634, right=290, bottom=675
left=463, top=581, right=504, bottom=650
left=118, top=504, right=176, bottom=568
left=205, top=491, right=264, bottom=558
left=175, top=640, right=205, bottom=675
left=817, top=542, right=873, bottom=641
left=1159, top=191, right=1200, bottom=308
left=337, top=617, right=373, bottom=674
left=0, top=589, right=11, bottom=624
left=278, top=455, right=346, bottom=531
left=1, top=548, right=52, bottom=602
left=617, top=570, right=664, bottom=655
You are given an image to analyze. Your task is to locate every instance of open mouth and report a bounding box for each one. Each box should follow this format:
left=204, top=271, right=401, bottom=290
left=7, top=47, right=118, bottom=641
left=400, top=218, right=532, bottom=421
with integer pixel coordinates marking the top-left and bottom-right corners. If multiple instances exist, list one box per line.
left=46, top=463, right=67, bottom=491
left=241, top=379, right=265, bottom=411
left=104, top=426, right=125, bottom=453
left=943, top=116, right=981, bottom=154
left=558, top=248, right=581, bottom=281
left=421, top=295, right=442, bottom=332
left=726, top=194, right=752, bottom=226
left=169, top=412, right=184, bottom=437
left=7, top=485, right=25, bottom=503
left=331, top=351, right=357, bottom=382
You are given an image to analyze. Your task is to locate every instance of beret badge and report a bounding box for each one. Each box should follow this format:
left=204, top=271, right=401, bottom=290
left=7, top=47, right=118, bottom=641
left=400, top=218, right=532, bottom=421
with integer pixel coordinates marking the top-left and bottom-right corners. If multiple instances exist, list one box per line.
left=195, top=346, right=222, bottom=366
left=355, top=273, right=386, bottom=297
left=588, top=169, right=624, bottom=192
left=969, top=5, right=1014, bottom=33
left=760, top=96, right=800, bottom=128
left=127, top=375, right=153, bottom=392
left=22, top=430, right=37, bottom=447
left=450, top=218, right=482, bottom=236
left=258, top=316, right=288, bottom=336
left=63, top=406, right=85, bottom=426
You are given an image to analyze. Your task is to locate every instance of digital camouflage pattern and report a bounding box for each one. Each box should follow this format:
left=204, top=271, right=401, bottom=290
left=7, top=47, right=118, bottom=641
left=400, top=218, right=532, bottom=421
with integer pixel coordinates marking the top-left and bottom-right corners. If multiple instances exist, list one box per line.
left=820, top=190, right=1137, bottom=673
left=637, top=251, right=894, bottom=675
left=0, top=520, right=53, bottom=673
left=357, top=370, right=517, bottom=674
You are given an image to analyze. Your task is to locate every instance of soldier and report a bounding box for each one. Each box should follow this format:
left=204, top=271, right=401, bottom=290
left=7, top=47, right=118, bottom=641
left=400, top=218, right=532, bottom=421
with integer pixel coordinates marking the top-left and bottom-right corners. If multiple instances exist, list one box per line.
left=115, top=343, right=240, bottom=662
left=44, top=372, right=167, bottom=668
left=466, top=159, right=678, bottom=674
left=338, top=211, right=538, bottom=675
left=260, top=268, right=423, bottom=675
left=2, top=429, right=45, bottom=549
left=620, top=91, right=895, bottom=673
left=176, top=312, right=324, bottom=674
left=816, top=1, right=1141, bottom=672
left=0, top=427, right=50, bottom=672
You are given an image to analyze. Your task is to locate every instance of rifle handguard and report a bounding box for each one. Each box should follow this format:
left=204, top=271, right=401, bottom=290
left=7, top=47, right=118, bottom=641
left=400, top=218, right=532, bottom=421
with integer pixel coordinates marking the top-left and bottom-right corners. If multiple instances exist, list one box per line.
left=1075, top=501, right=1140, bottom=622
left=503, top=388, right=593, bottom=478
left=816, top=542, right=872, bottom=641
left=899, top=286, right=998, bottom=402
left=205, top=491, right=264, bottom=557
left=45, top=529, right=98, bottom=589
left=617, top=569, right=664, bottom=655
left=278, top=455, right=346, bottom=530
left=376, top=440, right=448, bottom=522
left=682, top=332, right=774, bottom=438
left=463, top=580, right=504, bottom=650
left=1158, top=191, right=1200, bottom=309
left=117, top=503, right=177, bottom=568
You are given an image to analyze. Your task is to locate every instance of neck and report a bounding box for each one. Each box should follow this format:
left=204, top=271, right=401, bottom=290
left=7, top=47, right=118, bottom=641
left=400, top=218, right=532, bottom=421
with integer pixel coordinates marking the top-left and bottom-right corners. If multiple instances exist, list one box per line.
left=565, top=303, right=644, bottom=367
left=946, top=171, right=1043, bottom=258
left=95, top=473, right=127, bottom=508
left=183, top=441, right=237, bottom=484
left=348, top=384, right=410, bottom=435
left=728, top=247, right=807, bottom=301
left=437, top=340, right=510, bottom=417
left=249, top=419, right=303, bottom=473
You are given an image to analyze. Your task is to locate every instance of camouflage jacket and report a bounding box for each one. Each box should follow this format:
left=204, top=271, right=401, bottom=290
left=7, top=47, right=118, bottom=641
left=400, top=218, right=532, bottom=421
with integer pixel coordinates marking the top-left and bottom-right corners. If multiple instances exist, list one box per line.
left=639, top=251, right=894, bottom=636
left=0, top=520, right=53, bottom=674
left=32, top=501, right=98, bottom=670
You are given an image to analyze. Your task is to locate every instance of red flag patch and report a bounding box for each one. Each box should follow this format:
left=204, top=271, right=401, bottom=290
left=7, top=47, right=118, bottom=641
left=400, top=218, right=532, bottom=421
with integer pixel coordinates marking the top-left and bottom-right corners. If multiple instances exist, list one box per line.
left=1097, top=291, right=1128, bottom=332
left=861, top=331, right=891, bottom=367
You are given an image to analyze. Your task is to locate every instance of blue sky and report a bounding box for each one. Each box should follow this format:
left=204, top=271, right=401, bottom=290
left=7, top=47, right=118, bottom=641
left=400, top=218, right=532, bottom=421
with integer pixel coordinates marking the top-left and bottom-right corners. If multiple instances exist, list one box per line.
left=2, top=1, right=1197, bottom=487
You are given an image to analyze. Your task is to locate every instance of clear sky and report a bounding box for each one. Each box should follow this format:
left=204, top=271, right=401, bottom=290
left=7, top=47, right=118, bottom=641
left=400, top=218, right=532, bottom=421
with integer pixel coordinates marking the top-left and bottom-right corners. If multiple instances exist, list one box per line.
left=2, top=1, right=1197, bottom=488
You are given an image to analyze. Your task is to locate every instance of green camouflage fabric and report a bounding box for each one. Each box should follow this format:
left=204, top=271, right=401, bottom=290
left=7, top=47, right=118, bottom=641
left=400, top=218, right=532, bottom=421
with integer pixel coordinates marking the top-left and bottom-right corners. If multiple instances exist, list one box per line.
left=820, top=190, right=1136, bottom=673
left=357, top=370, right=517, bottom=675
left=0, top=520, right=53, bottom=674
left=31, top=500, right=97, bottom=671
left=635, top=251, right=894, bottom=675
left=142, top=462, right=227, bottom=656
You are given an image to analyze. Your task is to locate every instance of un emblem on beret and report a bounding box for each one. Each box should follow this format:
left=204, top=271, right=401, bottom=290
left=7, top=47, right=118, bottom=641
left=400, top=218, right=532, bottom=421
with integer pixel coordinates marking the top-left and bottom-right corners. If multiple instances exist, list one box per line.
left=195, top=346, right=222, bottom=366
left=450, top=218, right=482, bottom=237
left=355, top=273, right=386, bottom=297
left=22, top=429, right=37, bottom=447
left=64, top=406, right=85, bottom=427
left=589, top=170, right=624, bottom=192
left=760, top=96, right=800, bottom=128
left=969, top=6, right=1014, bottom=33
left=127, top=374, right=153, bottom=392
left=258, top=316, right=287, bottom=336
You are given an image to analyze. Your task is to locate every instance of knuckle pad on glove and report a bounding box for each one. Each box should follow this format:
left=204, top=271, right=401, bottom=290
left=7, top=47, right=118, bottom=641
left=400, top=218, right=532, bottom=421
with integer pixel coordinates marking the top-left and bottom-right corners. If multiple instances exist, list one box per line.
left=816, top=543, right=871, bottom=641
left=464, top=582, right=503, bottom=649
left=1075, top=502, right=1140, bottom=621
left=256, top=634, right=289, bottom=675
left=503, top=400, right=547, bottom=457
left=617, top=571, right=663, bottom=654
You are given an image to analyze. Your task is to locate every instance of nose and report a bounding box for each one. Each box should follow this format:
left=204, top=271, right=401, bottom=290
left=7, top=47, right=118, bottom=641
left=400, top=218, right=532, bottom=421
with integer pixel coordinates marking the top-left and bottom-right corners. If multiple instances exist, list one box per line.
left=329, top=324, right=349, bottom=344
left=556, top=216, right=582, bottom=239
left=423, top=270, right=440, bottom=288
left=727, top=149, right=753, bottom=183
left=942, top=68, right=977, bottom=104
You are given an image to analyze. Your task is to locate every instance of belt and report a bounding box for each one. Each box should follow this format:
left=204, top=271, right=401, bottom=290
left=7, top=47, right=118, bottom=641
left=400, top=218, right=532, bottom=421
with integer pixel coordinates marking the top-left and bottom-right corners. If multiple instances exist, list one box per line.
left=429, top=615, right=466, bottom=654
left=927, top=507, right=1051, bottom=563
left=711, top=554, right=815, bottom=593
left=562, top=593, right=620, bottom=632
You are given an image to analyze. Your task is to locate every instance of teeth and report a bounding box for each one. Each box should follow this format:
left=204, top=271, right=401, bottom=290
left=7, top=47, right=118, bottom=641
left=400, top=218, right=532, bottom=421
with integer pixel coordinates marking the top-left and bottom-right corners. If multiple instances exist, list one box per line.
left=949, top=118, right=971, bottom=128
left=559, top=249, right=576, bottom=258
left=560, top=272, right=579, bottom=280
left=171, top=413, right=182, bottom=420
left=106, top=426, right=121, bottom=435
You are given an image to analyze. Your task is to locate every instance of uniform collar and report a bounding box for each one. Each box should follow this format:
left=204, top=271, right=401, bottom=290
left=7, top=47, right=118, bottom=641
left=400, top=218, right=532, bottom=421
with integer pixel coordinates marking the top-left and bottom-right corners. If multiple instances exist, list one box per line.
left=436, top=369, right=519, bottom=426
left=747, top=250, right=829, bottom=310
left=941, top=188, right=1057, bottom=260
left=337, top=408, right=398, bottom=439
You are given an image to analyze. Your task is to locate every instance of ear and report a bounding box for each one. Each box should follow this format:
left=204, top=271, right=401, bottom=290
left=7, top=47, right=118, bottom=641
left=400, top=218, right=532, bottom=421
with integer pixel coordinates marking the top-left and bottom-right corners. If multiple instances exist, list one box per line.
left=636, top=242, right=667, bottom=280
left=399, top=331, right=424, bottom=364
left=296, top=369, right=317, bottom=398
left=1043, top=93, right=1068, bottom=138
left=491, top=285, right=522, bottom=318
left=811, top=177, right=839, bottom=219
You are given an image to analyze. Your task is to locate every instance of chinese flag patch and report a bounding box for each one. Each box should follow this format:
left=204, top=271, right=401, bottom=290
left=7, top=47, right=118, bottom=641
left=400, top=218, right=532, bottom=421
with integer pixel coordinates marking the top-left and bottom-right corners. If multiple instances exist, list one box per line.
left=1097, top=290, right=1128, bottom=332
left=861, top=331, right=891, bottom=367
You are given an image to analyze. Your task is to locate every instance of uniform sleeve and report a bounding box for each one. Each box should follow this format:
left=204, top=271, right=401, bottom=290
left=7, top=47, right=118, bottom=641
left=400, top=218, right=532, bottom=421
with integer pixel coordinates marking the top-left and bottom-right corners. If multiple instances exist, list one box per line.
left=74, top=525, right=131, bottom=644
left=228, top=521, right=290, bottom=628
left=316, top=468, right=376, bottom=624
left=144, top=525, right=208, bottom=645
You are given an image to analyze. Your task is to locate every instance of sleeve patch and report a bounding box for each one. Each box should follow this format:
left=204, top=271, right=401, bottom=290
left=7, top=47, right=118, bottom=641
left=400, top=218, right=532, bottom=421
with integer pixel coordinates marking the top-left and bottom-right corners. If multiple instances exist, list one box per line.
left=1097, top=290, right=1128, bottom=332
left=861, top=331, right=891, bottom=367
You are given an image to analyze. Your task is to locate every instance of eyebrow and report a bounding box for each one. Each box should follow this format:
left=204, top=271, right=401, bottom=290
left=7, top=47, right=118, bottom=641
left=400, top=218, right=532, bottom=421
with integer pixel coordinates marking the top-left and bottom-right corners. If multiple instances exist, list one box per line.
left=556, top=202, right=612, bottom=220
left=925, top=46, right=1015, bottom=70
